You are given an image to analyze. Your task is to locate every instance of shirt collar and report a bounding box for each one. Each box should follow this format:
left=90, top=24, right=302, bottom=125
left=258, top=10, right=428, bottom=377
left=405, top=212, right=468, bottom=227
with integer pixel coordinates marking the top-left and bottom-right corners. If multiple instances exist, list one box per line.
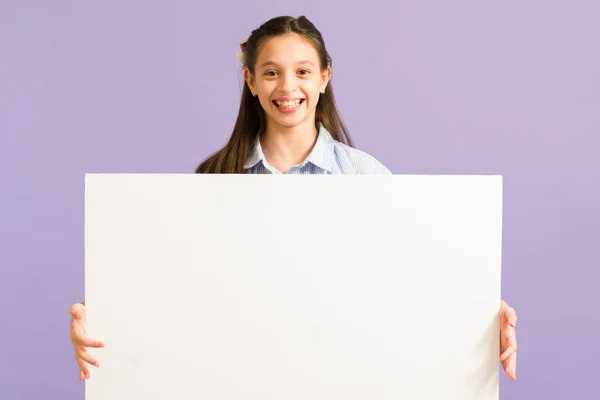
left=244, top=125, right=335, bottom=172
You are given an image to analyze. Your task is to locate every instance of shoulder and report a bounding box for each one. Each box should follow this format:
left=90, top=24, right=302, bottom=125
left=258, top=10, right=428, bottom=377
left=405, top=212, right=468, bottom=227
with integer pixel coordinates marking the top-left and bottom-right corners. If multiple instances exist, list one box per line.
left=331, top=141, right=392, bottom=175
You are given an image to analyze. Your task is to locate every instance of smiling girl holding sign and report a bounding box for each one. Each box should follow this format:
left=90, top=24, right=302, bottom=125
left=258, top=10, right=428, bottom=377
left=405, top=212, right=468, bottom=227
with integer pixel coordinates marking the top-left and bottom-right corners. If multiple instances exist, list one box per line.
left=69, top=14, right=518, bottom=382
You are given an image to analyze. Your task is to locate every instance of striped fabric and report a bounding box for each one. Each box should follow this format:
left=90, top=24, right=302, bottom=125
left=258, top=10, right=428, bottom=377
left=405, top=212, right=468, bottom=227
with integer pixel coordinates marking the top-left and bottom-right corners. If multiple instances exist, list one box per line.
left=244, top=125, right=391, bottom=175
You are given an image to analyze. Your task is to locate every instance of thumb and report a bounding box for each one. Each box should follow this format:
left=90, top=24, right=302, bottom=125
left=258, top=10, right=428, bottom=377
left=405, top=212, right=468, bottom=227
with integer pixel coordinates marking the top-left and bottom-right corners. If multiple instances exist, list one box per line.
left=70, top=303, right=86, bottom=323
left=508, top=310, right=517, bottom=327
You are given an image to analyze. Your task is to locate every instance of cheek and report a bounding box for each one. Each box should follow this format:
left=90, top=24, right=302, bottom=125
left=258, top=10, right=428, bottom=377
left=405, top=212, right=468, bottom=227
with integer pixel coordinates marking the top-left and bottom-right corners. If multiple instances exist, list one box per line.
left=255, top=82, right=270, bottom=106
left=257, top=95, right=271, bottom=111
left=302, top=80, right=321, bottom=101
left=257, top=81, right=275, bottom=99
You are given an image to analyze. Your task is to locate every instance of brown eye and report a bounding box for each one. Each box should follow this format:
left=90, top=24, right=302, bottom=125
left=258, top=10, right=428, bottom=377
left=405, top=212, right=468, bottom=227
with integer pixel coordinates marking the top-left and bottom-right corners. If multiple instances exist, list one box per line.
left=298, top=69, right=310, bottom=75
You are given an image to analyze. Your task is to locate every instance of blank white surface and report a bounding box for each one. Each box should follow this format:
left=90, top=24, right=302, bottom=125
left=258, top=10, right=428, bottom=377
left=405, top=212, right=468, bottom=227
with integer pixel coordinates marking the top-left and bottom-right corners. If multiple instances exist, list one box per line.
left=84, top=174, right=502, bottom=400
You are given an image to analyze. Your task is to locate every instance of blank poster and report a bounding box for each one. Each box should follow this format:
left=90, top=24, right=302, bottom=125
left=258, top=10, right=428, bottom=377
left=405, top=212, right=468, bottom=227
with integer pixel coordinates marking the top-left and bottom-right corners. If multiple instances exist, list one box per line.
left=84, top=174, right=503, bottom=400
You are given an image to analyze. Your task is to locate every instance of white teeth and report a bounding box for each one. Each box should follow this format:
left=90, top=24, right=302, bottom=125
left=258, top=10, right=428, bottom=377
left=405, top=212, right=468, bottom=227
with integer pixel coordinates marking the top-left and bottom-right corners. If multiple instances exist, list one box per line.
left=275, top=99, right=302, bottom=108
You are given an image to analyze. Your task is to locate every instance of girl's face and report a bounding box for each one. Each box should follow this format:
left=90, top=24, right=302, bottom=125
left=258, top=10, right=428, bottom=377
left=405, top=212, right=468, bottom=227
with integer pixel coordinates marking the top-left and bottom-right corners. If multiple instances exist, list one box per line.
left=245, top=34, right=331, bottom=132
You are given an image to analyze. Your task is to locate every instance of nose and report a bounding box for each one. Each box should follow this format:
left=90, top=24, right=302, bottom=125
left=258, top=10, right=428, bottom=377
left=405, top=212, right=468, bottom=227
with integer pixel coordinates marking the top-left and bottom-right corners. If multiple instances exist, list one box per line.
left=278, top=71, right=297, bottom=93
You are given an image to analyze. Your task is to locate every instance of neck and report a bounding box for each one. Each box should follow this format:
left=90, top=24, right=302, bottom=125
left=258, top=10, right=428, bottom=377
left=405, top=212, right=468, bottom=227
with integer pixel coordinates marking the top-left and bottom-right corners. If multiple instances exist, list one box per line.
left=261, top=120, right=319, bottom=173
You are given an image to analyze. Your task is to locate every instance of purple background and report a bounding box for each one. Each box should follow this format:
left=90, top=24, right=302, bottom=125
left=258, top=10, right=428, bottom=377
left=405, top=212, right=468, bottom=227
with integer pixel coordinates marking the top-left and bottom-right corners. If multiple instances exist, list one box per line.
left=2, top=1, right=599, bottom=399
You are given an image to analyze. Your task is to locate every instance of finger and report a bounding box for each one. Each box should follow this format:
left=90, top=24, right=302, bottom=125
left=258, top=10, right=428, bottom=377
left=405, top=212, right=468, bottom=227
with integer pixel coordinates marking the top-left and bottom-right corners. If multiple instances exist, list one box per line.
left=506, top=352, right=517, bottom=380
left=500, top=343, right=517, bottom=361
left=76, top=344, right=100, bottom=367
left=76, top=355, right=91, bottom=379
left=511, top=353, right=517, bottom=380
left=70, top=317, right=104, bottom=348
left=74, top=333, right=105, bottom=348
left=500, top=332, right=517, bottom=360
left=79, top=370, right=86, bottom=381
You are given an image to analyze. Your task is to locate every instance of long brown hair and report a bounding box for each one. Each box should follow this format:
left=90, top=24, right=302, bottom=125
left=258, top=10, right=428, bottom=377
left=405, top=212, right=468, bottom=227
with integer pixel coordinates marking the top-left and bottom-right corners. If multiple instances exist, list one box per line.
left=195, top=15, right=355, bottom=174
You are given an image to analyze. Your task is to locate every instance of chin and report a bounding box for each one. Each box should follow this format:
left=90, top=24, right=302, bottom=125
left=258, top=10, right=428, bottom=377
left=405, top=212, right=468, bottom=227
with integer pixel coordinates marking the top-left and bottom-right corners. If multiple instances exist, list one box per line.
left=274, top=115, right=313, bottom=129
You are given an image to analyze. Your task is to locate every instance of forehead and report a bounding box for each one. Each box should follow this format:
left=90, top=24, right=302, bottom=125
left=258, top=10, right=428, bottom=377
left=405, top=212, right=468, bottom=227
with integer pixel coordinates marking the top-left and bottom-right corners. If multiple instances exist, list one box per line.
left=256, top=34, right=320, bottom=67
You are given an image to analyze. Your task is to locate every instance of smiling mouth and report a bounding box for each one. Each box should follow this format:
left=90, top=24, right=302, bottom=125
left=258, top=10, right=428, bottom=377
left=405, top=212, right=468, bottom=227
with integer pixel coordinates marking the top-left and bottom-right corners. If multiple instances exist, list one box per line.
left=272, top=99, right=305, bottom=109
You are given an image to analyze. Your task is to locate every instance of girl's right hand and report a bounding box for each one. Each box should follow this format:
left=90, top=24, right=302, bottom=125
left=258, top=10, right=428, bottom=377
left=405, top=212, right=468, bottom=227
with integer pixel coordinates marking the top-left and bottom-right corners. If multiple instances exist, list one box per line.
left=70, top=302, right=105, bottom=380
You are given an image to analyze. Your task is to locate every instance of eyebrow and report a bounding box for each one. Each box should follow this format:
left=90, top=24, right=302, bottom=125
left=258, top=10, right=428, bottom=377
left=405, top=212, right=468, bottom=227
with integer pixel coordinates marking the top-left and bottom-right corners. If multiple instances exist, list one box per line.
left=258, top=60, right=316, bottom=69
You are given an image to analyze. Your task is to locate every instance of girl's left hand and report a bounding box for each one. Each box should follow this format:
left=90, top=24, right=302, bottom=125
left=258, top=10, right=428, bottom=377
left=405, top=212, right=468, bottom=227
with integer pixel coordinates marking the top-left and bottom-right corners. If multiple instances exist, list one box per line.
left=499, top=300, right=518, bottom=380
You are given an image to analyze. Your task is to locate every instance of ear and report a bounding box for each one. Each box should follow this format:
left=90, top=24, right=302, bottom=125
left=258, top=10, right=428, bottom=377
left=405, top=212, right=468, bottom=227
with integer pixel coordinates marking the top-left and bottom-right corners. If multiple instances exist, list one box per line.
left=320, top=66, right=332, bottom=93
left=243, top=68, right=257, bottom=96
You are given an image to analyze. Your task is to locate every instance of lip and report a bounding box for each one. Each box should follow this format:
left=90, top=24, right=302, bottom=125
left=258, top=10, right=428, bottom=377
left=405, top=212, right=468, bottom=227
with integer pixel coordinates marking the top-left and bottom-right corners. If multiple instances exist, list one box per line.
left=272, top=98, right=304, bottom=114
left=272, top=96, right=305, bottom=102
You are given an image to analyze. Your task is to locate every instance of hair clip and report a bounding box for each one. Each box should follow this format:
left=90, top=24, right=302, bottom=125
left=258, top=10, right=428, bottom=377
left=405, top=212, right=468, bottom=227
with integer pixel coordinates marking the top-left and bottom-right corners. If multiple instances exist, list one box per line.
left=236, top=38, right=248, bottom=64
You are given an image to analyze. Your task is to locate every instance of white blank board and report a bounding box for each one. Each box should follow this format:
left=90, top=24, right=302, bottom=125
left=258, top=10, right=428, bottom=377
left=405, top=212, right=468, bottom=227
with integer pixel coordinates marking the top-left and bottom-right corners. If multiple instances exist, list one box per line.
left=84, top=174, right=503, bottom=400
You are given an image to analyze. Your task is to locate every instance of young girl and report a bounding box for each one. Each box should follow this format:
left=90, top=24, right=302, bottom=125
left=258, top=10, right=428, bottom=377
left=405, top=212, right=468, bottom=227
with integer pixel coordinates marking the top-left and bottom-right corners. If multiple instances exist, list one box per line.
left=69, top=14, right=518, bottom=382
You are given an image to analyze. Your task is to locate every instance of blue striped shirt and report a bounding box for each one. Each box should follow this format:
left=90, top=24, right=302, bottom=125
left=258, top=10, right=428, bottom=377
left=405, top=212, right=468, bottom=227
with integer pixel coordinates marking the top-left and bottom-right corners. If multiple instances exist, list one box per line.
left=243, top=125, right=392, bottom=175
